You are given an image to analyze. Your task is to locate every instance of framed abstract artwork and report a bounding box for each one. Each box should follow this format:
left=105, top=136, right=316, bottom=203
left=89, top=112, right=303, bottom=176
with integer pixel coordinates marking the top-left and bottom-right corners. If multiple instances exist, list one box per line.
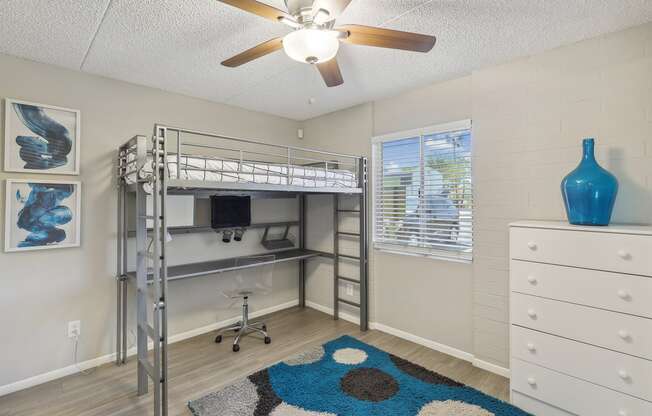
left=4, top=98, right=81, bottom=175
left=4, top=179, right=81, bottom=252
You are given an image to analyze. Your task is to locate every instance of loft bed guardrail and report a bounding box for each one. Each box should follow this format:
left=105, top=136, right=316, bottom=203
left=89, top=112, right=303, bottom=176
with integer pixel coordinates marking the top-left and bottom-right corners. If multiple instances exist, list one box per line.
left=117, top=125, right=363, bottom=193
left=115, top=124, right=369, bottom=416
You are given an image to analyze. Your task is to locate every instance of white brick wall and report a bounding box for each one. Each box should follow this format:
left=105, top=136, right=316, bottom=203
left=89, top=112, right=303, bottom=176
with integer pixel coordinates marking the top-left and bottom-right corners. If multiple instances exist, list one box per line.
left=471, top=22, right=652, bottom=367
left=302, top=21, right=652, bottom=372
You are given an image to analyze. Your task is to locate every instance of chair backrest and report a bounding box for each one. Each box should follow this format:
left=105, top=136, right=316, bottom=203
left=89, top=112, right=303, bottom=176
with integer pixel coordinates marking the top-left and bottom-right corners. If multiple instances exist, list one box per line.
left=222, top=255, right=276, bottom=299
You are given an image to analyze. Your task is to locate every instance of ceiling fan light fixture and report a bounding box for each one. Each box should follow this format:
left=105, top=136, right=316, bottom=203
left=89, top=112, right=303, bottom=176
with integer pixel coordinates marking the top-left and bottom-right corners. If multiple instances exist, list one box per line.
left=218, top=0, right=437, bottom=88
left=312, top=8, right=331, bottom=24
left=278, top=16, right=301, bottom=28
left=283, top=29, right=340, bottom=64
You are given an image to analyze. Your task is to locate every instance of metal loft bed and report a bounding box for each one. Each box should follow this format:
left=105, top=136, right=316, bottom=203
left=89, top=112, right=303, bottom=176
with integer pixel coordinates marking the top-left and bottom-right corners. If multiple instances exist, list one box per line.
left=114, top=124, right=369, bottom=416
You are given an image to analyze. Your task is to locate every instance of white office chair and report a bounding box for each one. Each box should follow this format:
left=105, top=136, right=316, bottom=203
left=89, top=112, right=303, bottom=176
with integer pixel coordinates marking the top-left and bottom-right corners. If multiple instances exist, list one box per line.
left=214, top=255, right=274, bottom=352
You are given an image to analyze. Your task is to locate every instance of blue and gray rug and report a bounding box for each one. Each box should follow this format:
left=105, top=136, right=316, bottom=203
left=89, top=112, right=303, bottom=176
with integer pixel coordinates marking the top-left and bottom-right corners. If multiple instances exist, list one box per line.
left=188, top=335, right=530, bottom=415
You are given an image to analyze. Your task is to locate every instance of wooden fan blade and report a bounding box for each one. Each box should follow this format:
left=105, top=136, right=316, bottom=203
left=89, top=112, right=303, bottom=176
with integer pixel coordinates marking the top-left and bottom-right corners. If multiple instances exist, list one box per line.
left=316, top=58, right=344, bottom=87
left=221, top=37, right=284, bottom=67
left=336, top=24, right=436, bottom=53
left=218, top=0, right=292, bottom=23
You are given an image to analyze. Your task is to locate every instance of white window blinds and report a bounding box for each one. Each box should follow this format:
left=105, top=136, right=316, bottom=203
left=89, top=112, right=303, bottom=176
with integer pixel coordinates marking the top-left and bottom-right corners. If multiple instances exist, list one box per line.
left=372, top=120, right=473, bottom=261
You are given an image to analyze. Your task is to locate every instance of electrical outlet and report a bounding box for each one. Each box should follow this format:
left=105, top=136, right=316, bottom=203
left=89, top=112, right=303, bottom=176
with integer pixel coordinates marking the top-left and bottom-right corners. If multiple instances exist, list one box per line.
left=68, top=320, right=81, bottom=338
left=346, top=283, right=354, bottom=296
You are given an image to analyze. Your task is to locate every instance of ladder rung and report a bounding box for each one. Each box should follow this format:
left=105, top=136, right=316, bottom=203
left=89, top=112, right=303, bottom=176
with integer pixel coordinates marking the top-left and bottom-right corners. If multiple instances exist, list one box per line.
left=138, top=251, right=155, bottom=259
left=338, top=254, right=360, bottom=261
left=337, top=298, right=360, bottom=308
left=139, top=322, right=160, bottom=342
left=138, top=358, right=159, bottom=381
left=337, top=231, right=360, bottom=237
left=337, top=210, right=360, bottom=213
left=138, top=215, right=155, bottom=219
left=337, top=276, right=360, bottom=284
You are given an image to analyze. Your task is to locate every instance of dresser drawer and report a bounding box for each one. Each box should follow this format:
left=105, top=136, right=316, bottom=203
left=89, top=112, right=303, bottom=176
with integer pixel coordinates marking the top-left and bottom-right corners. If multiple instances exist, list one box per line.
left=511, top=293, right=652, bottom=360
left=510, top=227, right=652, bottom=276
left=511, top=391, right=575, bottom=416
left=511, top=260, right=652, bottom=318
left=511, top=358, right=652, bottom=416
left=512, top=325, right=652, bottom=400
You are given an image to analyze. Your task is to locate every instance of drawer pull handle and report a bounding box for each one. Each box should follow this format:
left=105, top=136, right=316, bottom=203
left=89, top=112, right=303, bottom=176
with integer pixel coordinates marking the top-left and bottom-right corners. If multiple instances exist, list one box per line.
left=618, top=370, right=630, bottom=380
left=527, top=377, right=537, bottom=387
left=527, top=309, right=537, bottom=319
left=618, top=330, right=631, bottom=340
left=527, top=275, right=538, bottom=285
left=617, top=249, right=631, bottom=260
left=617, top=290, right=630, bottom=300
left=527, top=241, right=537, bottom=250
left=526, top=342, right=536, bottom=352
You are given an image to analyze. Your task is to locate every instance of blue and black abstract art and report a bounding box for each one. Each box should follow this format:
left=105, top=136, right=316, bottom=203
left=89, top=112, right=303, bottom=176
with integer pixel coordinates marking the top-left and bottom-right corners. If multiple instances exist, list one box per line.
left=188, top=335, right=531, bottom=416
left=15, top=183, right=74, bottom=247
left=13, top=103, right=72, bottom=170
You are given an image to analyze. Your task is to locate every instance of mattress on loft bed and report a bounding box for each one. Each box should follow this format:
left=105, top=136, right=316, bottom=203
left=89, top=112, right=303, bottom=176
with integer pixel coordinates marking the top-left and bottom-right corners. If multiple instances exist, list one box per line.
left=125, top=155, right=358, bottom=188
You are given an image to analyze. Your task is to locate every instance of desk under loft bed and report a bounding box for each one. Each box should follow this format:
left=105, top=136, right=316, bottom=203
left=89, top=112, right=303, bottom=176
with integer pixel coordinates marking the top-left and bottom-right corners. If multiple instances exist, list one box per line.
left=114, top=124, right=369, bottom=416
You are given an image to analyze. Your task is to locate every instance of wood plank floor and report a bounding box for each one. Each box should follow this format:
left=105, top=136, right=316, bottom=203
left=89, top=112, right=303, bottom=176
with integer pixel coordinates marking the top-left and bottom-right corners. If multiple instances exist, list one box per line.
left=0, top=307, right=509, bottom=416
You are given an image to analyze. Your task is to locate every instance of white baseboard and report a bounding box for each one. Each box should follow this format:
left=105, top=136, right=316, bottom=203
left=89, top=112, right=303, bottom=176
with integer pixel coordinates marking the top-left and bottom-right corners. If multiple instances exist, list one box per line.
left=304, top=301, right=509, bottom=379
left=166, top=299, right=299, bottom=345
left=0, top=299, right=299, bottom=398
left=472, top=358, right=511, bottom=378
left=305, top=300, right=360, bottom=325
left=0, top=351, right=119, bottom=398
left=371, top=322, right=510, bottom=378
left=371, top=322, right=475, bottom=363
left=1, top=299, right=509, bottom=397
left=306, top=301, right=510, bottom=378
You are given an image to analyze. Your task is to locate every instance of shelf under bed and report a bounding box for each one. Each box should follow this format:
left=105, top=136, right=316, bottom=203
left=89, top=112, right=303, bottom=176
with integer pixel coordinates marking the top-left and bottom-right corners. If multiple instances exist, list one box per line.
left=126, top=248, right=323, bottom=283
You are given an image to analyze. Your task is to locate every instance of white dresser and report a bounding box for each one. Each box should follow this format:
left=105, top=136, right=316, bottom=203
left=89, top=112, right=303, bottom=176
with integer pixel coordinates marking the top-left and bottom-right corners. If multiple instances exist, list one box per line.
left=509, top=221, right=652, bottom=416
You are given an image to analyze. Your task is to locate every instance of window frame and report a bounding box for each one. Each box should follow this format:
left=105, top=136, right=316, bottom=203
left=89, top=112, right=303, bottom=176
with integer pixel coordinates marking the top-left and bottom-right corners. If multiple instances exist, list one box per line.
left=371, top=119, right=473, bottom=263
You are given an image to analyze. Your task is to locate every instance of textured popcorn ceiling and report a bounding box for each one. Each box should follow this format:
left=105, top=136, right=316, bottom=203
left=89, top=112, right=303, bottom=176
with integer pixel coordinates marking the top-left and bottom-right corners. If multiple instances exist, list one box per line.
left=1, top=0, right=651, bottom=120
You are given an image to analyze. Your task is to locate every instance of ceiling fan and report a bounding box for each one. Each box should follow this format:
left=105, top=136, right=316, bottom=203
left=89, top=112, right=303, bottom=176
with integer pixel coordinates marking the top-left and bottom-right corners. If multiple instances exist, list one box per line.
left=219, top=0, right=437, bottom=87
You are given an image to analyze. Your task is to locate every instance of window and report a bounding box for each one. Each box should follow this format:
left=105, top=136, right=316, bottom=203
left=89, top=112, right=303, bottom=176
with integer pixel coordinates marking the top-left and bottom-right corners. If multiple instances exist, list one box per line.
left=372, top=120, right=473, bottom=262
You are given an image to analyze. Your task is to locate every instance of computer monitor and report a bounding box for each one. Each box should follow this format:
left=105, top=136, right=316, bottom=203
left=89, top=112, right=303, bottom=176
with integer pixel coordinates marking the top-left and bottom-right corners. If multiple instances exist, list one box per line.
left=210, top=196, right=251, bottom=229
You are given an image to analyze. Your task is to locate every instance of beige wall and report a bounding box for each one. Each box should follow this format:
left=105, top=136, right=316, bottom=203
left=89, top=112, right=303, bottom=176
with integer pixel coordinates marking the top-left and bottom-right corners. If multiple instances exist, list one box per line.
left=303, top=22, right=652, bottom=369
left=0, top=54, right=303, bottom=387
left=2, top=20, right=650, bottom=390
left=472, top=22, right=652, bottom=367
left=302, top=77, right=475, bottom=354
left=302, top=104, right=375, bottom=320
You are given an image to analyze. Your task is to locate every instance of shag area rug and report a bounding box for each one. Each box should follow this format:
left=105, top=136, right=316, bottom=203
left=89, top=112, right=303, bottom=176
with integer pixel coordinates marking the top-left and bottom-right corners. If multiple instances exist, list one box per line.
left=188, top=335, right=530, bottom=416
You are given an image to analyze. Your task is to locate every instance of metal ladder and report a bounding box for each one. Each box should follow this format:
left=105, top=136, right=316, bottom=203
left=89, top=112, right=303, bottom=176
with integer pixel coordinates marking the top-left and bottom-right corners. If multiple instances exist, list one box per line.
left=116, top=146, right=128, bottom=367
left=333, top=158, right=369, bottom=331
left=135, top=131, right=169, bottom=416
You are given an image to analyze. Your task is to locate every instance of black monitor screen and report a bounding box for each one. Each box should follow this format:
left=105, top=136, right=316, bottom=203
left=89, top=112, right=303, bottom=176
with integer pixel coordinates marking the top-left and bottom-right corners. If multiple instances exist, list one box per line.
left=210, top=196, right=251, bottom=228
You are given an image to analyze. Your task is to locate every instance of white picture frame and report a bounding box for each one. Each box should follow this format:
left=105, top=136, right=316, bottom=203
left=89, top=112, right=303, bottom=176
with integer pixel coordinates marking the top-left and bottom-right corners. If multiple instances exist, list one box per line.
left=4, top=98, right=81, bottom=175
left=4, top=179, right=81, bottom=252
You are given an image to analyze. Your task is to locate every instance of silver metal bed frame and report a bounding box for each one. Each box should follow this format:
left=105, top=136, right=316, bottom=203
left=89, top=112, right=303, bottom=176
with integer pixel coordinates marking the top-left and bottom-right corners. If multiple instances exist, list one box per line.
left=115, top=124, right=369, bottom=416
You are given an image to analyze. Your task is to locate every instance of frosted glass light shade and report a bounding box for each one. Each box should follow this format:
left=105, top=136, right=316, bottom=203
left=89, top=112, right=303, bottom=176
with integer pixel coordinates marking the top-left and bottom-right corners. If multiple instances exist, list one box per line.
left=283, top=29, right=340, bottom=64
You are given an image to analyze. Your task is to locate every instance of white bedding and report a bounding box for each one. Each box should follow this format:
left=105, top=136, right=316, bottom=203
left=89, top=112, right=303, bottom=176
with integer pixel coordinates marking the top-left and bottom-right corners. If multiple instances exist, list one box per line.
left=127, top=155, right=357, bottom=188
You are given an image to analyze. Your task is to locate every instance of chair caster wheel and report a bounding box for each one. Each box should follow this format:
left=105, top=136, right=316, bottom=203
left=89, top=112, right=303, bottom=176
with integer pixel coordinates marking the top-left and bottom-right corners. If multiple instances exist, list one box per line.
left=264, top=336, right=271, bottom=344
left=262, top=325, right=267, bottom=331
left=233, top=344, right=240, bottom=352
left=215, top=335, right=222, bottom=343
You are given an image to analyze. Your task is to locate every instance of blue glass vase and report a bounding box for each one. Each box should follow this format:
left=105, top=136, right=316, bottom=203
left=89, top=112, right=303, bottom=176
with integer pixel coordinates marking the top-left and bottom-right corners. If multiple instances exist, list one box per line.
left=561, top=138, right=618, bottom=226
